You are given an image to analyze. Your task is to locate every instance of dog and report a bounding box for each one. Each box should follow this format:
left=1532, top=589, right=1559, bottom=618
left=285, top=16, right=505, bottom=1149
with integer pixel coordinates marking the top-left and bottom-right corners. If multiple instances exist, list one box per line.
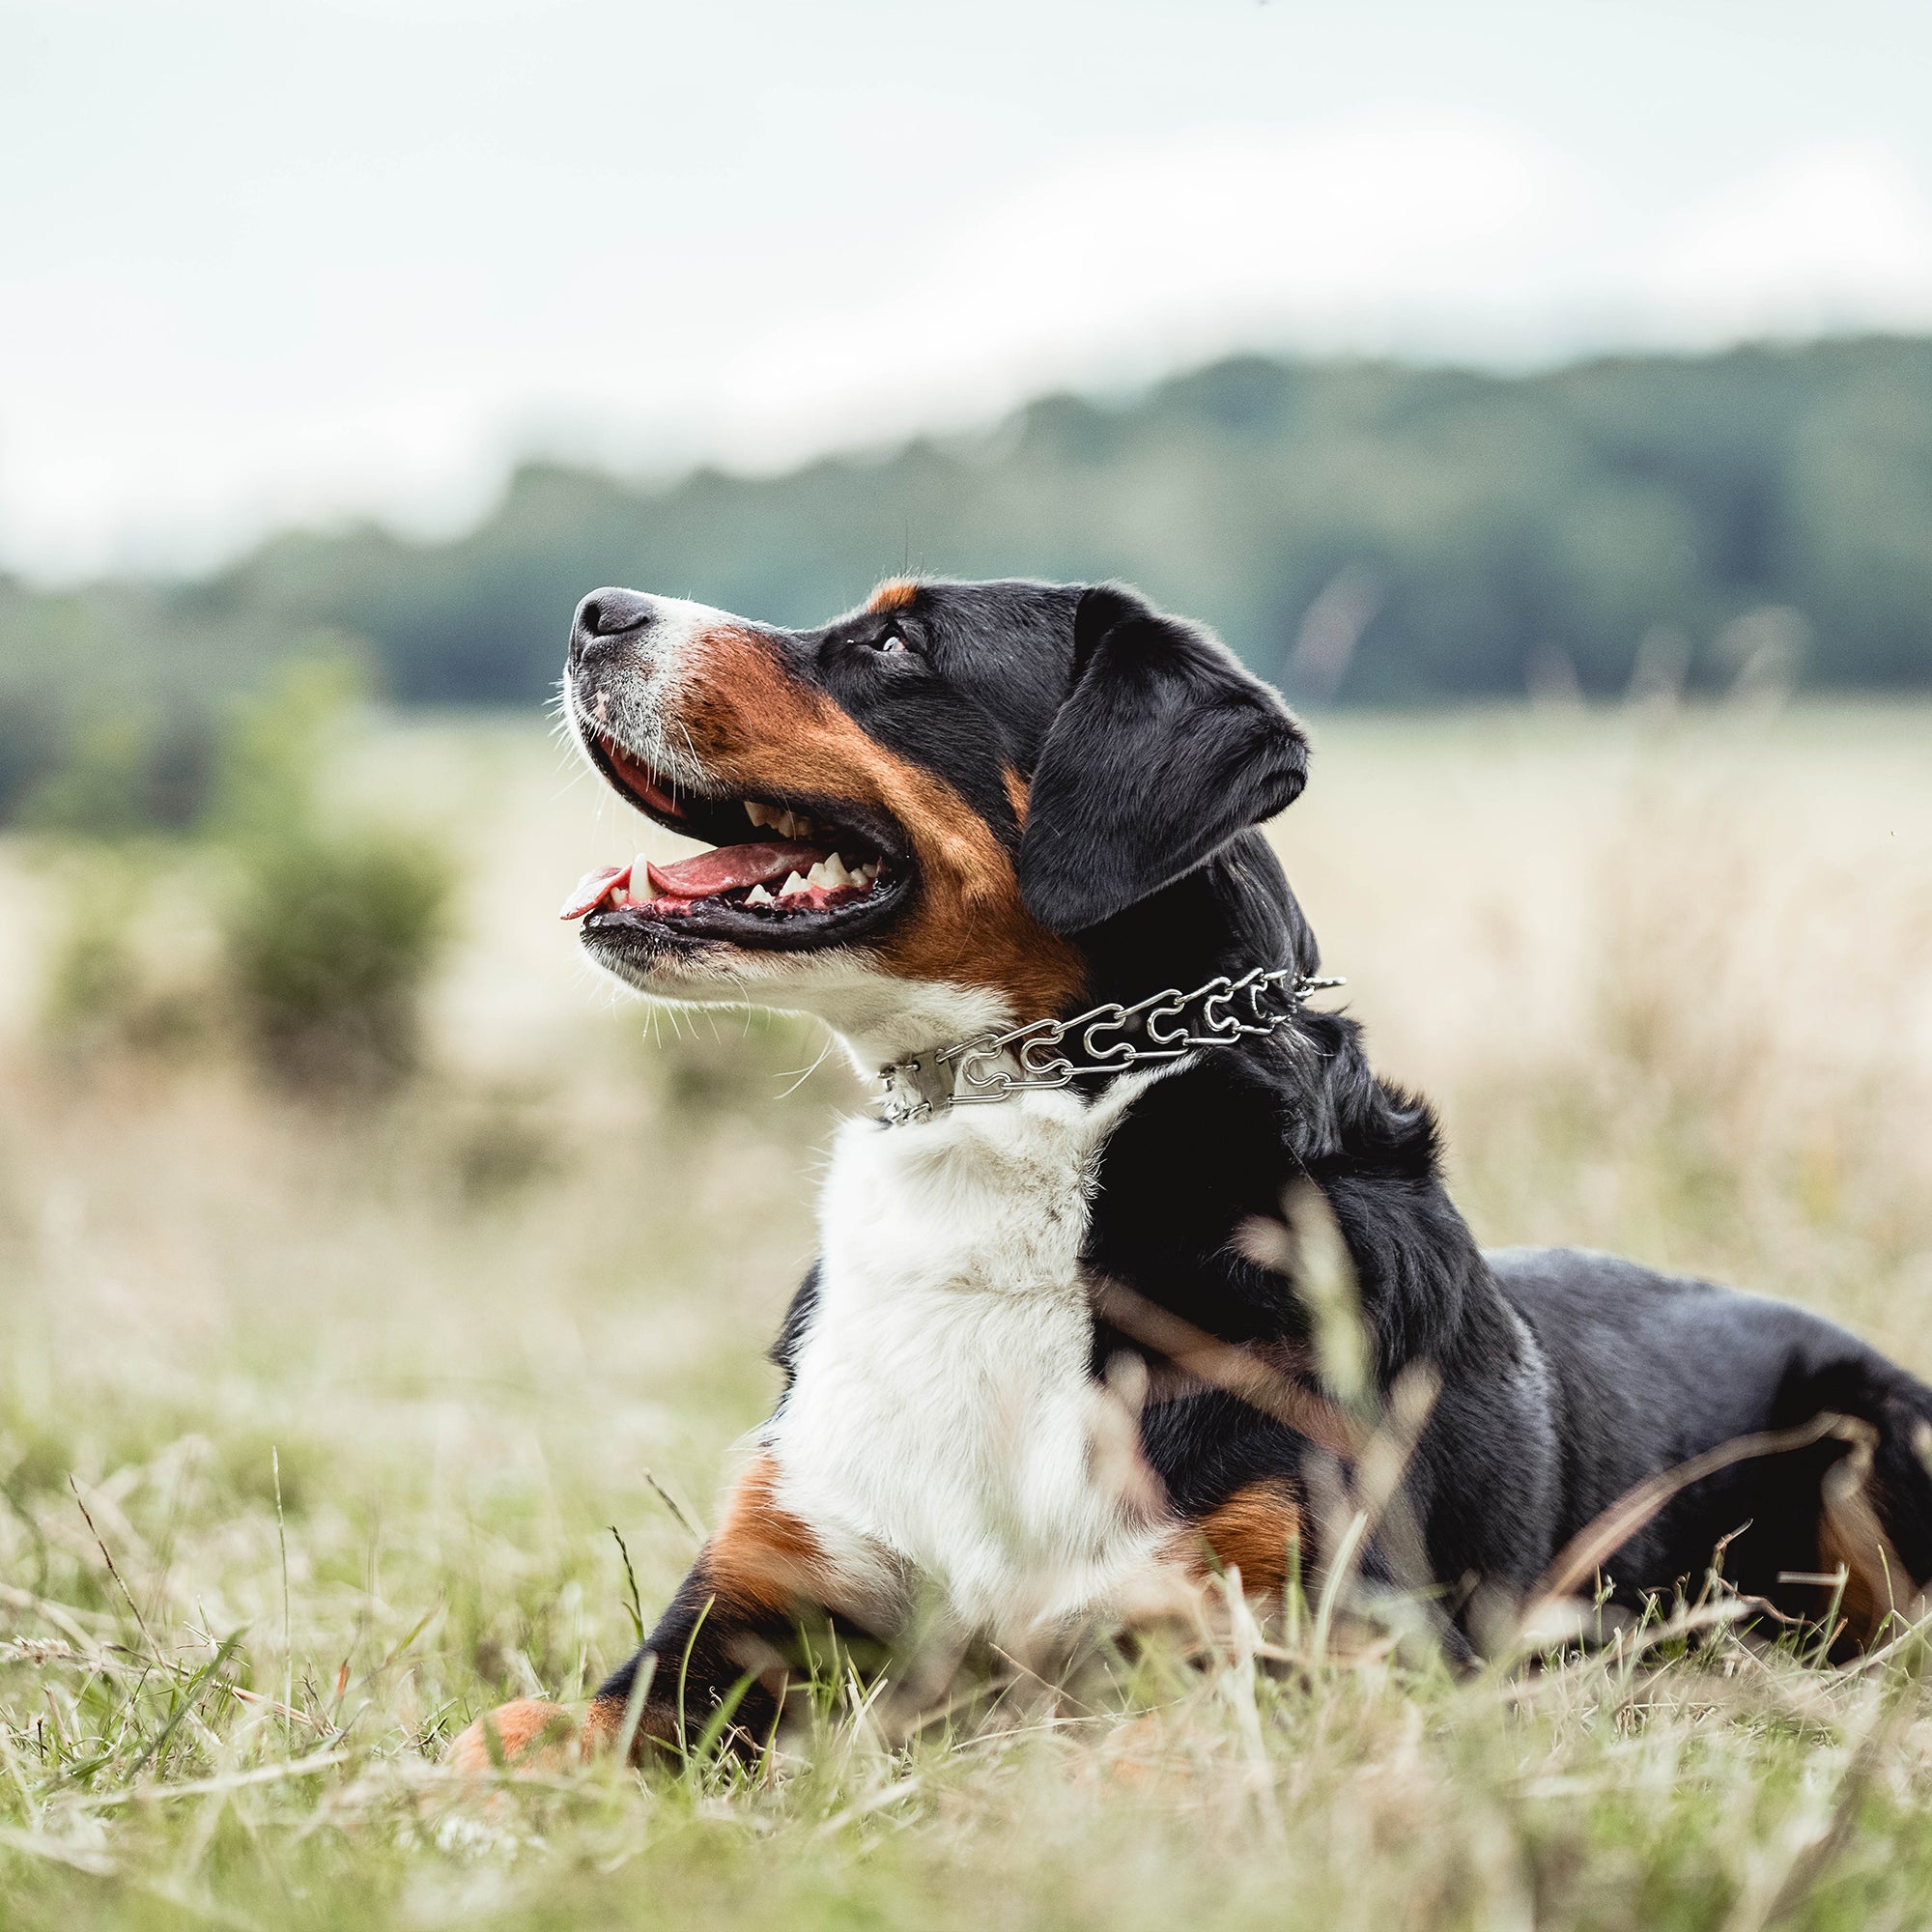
left=452, top=576, right=1932, bottom=1774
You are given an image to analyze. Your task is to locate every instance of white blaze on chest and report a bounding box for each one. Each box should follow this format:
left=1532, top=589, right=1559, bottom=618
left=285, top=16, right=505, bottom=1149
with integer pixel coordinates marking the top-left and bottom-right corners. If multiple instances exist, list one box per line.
left=764, top=1078, right=1171, bottom=1639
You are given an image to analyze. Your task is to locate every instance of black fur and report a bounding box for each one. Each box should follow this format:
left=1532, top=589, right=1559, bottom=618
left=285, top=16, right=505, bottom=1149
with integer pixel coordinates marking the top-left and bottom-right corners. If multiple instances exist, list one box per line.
left=1018, top=585, right=1310, bottom=932
left=994, top=583, right=1932, bottom=1629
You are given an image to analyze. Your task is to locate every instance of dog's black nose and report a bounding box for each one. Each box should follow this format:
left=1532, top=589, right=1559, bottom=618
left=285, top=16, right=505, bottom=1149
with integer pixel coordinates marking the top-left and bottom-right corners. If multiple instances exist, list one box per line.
left=569, top=586, right=655, bottom=665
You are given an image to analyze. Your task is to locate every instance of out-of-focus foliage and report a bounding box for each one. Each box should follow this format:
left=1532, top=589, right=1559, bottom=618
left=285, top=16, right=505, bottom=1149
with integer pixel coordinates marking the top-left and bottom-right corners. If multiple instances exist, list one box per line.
left=4, top=336, right=1932, bottom=819
left=15, top=712, right=216, bottom=838
left=33, top=660, right=454, bottom=1091
left=0, top=550, right=369, bottom=829
left=212, top=662, right=454, bottom=1091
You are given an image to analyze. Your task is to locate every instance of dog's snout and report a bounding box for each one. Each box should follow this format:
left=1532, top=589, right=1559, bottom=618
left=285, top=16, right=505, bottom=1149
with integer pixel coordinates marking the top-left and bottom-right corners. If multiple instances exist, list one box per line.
left=569, top=586, right=656, bottom=666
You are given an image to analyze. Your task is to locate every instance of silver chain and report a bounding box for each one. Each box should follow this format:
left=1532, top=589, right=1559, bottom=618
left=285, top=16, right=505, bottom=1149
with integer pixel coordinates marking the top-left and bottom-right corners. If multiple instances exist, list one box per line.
left=875, top=965, right=1345, bottom=1126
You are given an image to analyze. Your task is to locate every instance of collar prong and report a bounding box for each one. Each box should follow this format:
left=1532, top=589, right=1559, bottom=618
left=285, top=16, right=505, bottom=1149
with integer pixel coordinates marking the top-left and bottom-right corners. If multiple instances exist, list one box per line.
left=874, top=967, right=1342, bottom=1126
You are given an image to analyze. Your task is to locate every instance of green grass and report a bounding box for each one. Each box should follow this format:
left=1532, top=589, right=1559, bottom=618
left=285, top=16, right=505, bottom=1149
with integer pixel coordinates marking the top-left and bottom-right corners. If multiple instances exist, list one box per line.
left=2, top=703, right=1931, bottom=1930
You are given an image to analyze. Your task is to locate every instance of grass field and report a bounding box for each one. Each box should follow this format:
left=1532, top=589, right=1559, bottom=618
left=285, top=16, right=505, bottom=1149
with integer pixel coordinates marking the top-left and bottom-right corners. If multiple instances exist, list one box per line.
left=3, top=703, right=1931, bottom=1931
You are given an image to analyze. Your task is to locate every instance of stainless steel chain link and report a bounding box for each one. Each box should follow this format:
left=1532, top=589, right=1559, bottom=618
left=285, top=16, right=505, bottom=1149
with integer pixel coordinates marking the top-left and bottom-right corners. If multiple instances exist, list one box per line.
left=876, top=965, right=1345, bottom=1126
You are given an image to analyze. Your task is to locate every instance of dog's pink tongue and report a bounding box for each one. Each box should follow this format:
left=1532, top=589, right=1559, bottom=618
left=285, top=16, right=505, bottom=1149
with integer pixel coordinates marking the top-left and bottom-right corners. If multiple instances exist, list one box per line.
left=644, top=839, right=826, bottom=899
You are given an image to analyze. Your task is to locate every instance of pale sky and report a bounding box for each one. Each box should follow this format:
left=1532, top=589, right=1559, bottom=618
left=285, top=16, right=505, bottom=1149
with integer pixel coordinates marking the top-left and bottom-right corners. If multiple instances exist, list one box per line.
left=7, top=0, right=1932, bottom=579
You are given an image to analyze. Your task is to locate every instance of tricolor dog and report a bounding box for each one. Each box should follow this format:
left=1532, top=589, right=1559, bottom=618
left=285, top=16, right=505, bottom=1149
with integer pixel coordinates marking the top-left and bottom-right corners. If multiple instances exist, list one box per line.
left=454, top=578, right=1932, bottom=1772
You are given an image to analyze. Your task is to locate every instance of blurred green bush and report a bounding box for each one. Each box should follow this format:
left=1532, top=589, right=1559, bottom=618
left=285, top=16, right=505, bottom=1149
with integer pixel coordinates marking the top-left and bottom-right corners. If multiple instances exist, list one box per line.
left=15, top=712, right=217, bottom=839
left=221, top=824, right=449, bottom=1091
left=211, top=660, right=452, bottom=1090
left=35, top=658, right=453, bottom=1092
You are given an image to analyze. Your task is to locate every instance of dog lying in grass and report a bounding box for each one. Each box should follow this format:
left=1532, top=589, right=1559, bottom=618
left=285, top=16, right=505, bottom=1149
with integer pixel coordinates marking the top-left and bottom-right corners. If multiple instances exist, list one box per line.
left=455, top=577, right=1932, bottom=1774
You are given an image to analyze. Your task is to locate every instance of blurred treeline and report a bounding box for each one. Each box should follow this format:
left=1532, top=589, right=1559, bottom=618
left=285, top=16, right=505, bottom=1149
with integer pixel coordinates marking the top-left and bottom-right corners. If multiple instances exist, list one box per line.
left=6, top=333, right=1932, bottom=830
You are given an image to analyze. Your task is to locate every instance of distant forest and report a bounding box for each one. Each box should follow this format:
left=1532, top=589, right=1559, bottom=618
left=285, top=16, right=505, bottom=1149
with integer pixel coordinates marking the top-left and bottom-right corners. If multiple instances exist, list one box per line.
left=4, top=334, right=1931, bottom=823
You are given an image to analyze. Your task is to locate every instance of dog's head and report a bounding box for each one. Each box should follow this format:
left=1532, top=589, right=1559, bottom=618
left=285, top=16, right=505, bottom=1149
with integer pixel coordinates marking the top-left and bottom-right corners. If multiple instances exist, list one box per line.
left=561, top=578, right=1312, bottom=1058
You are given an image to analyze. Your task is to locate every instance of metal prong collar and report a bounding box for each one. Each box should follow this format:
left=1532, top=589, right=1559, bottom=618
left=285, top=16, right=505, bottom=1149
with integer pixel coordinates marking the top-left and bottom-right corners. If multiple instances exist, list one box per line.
left=875, top=966, right=1345, bottom=1125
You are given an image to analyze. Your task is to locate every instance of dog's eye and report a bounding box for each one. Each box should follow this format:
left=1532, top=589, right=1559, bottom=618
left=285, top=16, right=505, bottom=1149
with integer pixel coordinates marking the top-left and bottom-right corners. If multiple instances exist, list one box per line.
left=868, top=631, right=911, bottom=656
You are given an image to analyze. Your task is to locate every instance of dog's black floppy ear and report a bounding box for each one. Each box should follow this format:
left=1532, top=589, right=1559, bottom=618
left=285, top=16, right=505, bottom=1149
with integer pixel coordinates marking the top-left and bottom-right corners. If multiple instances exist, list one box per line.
left=1017, top=585, right=1309, bottom=933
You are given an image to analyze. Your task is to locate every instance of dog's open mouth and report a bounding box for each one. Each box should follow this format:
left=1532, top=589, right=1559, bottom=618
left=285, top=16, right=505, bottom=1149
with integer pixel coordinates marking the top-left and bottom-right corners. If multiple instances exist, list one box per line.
left=563, top=729, right=910, bottom=952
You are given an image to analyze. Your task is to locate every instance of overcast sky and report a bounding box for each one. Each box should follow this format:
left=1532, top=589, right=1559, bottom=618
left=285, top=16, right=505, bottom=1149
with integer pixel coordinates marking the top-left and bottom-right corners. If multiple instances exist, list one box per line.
left=8, top=0, right=1932, bottom=579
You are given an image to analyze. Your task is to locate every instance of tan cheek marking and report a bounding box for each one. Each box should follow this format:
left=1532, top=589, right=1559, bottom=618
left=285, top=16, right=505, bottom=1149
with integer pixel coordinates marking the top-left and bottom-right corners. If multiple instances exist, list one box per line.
left=677, top=630, right=1086, bottom=1021
left=867, top=578, right=921, bottom=613
left=1185, top=1480, right=1302, bottom=1598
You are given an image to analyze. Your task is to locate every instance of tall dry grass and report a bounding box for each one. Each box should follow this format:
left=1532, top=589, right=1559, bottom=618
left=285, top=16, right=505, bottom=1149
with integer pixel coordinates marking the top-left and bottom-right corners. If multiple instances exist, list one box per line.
left=1, top=702, right=1929, bottom=1930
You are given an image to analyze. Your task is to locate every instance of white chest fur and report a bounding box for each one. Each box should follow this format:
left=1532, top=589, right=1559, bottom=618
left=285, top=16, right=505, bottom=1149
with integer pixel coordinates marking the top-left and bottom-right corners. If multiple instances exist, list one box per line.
left=763, top=1077, right=1170, bottom=1642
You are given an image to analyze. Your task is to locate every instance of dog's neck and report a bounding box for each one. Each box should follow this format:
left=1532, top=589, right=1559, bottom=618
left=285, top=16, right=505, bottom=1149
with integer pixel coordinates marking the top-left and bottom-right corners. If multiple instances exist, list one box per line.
left=825, top=838, right=1325, bottom=1125
left=1076, top=834, right=1318, bottom=1009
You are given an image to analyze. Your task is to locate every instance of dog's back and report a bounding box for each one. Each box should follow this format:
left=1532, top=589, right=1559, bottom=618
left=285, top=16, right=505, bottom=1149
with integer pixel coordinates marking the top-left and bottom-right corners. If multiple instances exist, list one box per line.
left=1493, top=1245, right=1932, bottom=1629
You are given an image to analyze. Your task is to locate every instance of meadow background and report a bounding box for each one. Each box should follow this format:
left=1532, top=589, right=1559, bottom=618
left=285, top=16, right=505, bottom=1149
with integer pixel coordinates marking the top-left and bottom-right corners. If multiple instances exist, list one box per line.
left=2, top=690, right=1929, bottom=1930
left=11, top=0, right=1932, bottom=1922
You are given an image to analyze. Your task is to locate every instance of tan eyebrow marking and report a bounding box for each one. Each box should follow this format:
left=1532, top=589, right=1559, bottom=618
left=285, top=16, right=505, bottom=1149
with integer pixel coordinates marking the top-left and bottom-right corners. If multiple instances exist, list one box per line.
left=866, top=578, right=921, bottom=615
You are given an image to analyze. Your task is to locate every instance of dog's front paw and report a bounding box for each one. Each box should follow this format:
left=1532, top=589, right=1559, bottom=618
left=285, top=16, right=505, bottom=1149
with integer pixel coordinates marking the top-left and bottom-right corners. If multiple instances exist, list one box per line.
left=447, top=1697, right=583, bottom=1777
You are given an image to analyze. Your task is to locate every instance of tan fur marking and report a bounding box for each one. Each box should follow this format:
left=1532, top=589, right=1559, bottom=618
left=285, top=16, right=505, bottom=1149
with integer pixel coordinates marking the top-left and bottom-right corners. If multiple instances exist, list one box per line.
left=582, top=1681, right=690, bottom=1765
left=1805, top=1421, right=1932, bottom=1654
left=866, top=577, right=921, bottom=614
left=447, top=1696, right=581, bottom=1776
left=1817, top=1471, right=1918, bottom=1651
left=1190, top=1480, right=1302, bottom=1598
left=1003, top=768, right=1030, bottom=827
left=681, top=629, right=1086, bottom=1020
left=580, top=1695, right=626, bottom=1754
left=1817, top=1512, right=1889, bottom=1650
left=588, top=1689, right=683, bottom=1764
left=704, top=1450, right=826, bottom=1612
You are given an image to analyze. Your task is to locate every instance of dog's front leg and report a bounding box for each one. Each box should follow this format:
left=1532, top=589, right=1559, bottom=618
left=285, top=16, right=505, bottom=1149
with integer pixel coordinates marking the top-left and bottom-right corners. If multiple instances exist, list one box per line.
left=450, top=1452, right=882, bottom=1775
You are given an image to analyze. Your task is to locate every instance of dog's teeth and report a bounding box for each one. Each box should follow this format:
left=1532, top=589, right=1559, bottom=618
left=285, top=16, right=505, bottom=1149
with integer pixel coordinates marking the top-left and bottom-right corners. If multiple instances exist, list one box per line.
left=822, top=853, right=854, bottom=888
left=804, top=861, right=836, bottom=891
left=746, top=883, right=775, bottom=905
left=778, top=870, right=810, bottom=898
left=626, top=859, right=657, bottom=902
left=745, top=802, right=772, bottom=829
left=857, top=861, right=879, bottom=885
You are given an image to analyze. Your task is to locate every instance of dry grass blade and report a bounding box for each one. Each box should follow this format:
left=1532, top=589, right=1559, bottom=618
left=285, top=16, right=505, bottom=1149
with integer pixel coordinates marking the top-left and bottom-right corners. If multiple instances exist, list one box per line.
left=1090, top=1277, right=1361, bottom=1458
left=70, top=1747, right=352, bottom=1811
left=66, top=1477, right=158, bottom=1661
